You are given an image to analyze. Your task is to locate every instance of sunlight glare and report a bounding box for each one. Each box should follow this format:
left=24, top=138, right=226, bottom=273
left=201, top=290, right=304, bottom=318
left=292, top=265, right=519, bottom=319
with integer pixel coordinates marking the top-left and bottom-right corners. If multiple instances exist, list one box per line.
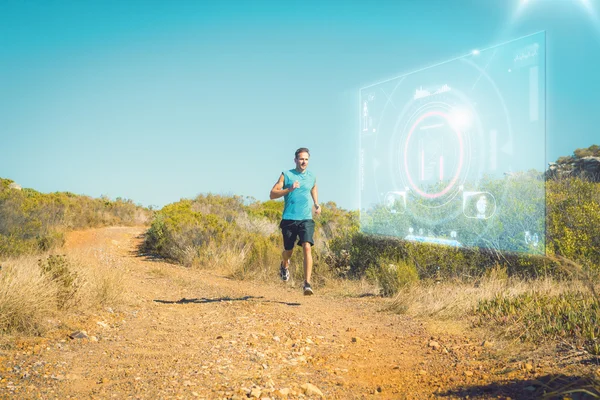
left=510, top=0, right=600, bottom=40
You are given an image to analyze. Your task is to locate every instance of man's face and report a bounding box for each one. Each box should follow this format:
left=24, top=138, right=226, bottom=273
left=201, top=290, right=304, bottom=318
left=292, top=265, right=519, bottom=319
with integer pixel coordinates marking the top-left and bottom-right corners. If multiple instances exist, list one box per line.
left=295, top=152, right=309, bottom=171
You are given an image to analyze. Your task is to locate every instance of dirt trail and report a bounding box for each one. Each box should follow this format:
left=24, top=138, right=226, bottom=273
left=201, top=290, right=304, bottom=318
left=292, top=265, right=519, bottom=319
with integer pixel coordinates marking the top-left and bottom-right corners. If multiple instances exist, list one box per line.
left=0, top=226, right=594, bottom=399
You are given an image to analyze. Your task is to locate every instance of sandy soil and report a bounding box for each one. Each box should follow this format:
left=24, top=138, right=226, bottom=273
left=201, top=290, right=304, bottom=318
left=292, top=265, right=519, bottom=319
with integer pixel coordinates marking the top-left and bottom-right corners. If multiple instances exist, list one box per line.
left=0, top=226, right=597, bottom=399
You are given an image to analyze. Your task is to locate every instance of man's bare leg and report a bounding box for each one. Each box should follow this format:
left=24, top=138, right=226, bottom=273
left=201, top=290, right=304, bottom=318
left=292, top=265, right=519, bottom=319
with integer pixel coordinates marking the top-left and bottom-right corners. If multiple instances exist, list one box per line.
left=282, top=249, right=293, bottom=268
left=279, top=249, right=293, bottom=281
left=302, top=242, right=312, bottom=284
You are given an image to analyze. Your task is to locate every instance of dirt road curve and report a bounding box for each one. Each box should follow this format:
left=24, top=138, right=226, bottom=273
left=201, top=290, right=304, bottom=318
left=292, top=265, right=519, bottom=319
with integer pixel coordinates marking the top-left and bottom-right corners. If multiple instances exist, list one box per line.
left=0, top=227, right=592, bottom=399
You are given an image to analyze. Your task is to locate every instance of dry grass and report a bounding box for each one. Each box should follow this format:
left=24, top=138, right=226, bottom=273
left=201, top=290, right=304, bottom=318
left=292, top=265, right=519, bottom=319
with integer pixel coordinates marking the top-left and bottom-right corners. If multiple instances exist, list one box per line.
left=0, top=253, right=125, bottom=336
left=66, top=248, right=127, bottom=309
left=540, top=375, right=600, bottom=399
left=234, top=213, right=278, bottom=236
left=214, top=242, right=252, bottom=279
left=76, top=262, right=125, bottom=307
left=386, top=266, right=588, bottom=320
left=149, top=266, right=169, bottom=278
left=0, top=257, right=58, bottom=335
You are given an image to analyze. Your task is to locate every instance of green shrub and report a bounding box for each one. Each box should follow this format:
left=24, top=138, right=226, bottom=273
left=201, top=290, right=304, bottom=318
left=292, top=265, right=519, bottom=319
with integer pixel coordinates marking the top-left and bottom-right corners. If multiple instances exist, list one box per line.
left=572, top=144, right=600, bottom=159
left=475, top=290, right=600, bottom=355
left=38, top=254, right=81, bottom=309
left=546, top=177, right=600, bottom=268
left=143, top=199, right=241, bottom=266
left=366, top=257, right=419, bottom=296
left=247, top=199, right=284, bottom=222
left=346, top=232, right=542, bottom=282
left=239, top=234, right=281, bottom=280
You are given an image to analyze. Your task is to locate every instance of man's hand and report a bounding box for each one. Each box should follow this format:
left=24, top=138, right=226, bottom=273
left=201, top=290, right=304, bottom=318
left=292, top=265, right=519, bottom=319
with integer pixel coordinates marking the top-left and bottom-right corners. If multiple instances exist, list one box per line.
left=289, top=180, right=300, bottom=192
left=313, top=204, right=322, bottom=215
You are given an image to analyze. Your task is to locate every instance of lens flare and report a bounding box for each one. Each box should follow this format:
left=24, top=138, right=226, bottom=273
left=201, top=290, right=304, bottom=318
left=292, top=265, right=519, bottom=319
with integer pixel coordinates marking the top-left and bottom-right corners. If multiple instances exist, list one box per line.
left=448, top=107, right=473, bottom=131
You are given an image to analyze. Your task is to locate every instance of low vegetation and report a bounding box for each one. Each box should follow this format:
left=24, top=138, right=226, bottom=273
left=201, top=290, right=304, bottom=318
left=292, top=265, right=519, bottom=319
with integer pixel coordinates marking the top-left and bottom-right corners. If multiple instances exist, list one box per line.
left=142, top=194, right=357, bottom=285
left=0, top=177, right=151, bottom=258
left=555, top=144, right=600, bottom=164
left=476, top=286, right=599, bottom=355
left=0, top=254, right=124, bottom=335
left=0, top=177, right=148, bottom=334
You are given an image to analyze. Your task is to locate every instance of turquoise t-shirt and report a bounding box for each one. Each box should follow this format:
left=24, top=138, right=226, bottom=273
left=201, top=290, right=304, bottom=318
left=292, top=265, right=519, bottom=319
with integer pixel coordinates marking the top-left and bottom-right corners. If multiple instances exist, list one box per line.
left=282, top=169, right=316, bottom=220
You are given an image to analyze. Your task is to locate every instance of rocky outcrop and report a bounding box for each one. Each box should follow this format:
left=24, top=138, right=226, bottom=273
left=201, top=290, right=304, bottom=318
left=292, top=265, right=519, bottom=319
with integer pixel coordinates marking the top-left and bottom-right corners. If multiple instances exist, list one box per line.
left=546, top=156, right=600, bottom=182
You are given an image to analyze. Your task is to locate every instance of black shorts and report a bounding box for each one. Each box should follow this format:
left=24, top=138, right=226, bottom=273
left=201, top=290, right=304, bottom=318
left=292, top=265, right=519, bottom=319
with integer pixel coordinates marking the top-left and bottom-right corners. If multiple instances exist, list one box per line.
left=279, top=219, right=315, bottom=250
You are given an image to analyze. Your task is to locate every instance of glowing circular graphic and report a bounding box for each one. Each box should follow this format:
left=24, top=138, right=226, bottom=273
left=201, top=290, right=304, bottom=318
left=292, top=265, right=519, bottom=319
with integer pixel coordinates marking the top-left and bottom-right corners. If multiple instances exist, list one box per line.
left=358, top=32, right=546, bottom=255
left=389, top=91, right=480, bottom=215
left=402, top=110, right=464, bottom=199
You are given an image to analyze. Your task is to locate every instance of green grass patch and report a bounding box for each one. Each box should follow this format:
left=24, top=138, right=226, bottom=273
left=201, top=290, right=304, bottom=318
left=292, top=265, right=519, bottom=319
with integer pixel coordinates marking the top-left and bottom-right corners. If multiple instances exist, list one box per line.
left=475, top=289, right=600, bottom=355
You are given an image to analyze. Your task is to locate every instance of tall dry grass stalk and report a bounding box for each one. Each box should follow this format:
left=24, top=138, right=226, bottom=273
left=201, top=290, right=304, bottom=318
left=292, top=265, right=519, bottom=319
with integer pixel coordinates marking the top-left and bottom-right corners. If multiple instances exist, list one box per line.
left=74, top=262, right=125, bottom=307
left=0, top=258, right=58, bottom=335
left=0, top=253, right=126, bottom=336
left=66, top=250, right=126, bottom=309
left=214, top=242, right=252, bottom=279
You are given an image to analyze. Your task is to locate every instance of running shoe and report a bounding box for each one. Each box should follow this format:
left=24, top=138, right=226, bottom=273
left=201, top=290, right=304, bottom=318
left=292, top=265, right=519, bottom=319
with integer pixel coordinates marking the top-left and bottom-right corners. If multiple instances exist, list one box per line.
left=303, top=281, right=314, bottom=296
left=280, top=262, right=290, bottom=282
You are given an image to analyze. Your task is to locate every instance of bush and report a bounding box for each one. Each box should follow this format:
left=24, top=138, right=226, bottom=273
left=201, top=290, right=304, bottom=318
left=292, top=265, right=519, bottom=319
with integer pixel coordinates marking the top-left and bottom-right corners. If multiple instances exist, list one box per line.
left=38, top=254, right=82, bottom=309
left=143, top=199, right=242, bottom=266
left=0, top=254, right=124, bottom=335
left=0, top=259, right=58, bottom=335
left=546, top=177, right=600, bottom=268
left=346, top=232, right=556, bottom=284
left=238, top=234, right=282, bottom=280
left=366, top=257, right=419, bottom=296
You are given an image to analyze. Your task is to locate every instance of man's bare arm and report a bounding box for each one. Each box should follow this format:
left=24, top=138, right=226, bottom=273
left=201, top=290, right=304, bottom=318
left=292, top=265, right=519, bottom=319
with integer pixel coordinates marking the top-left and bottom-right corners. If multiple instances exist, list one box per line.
left=311, top=182, right=321, bottom=214
left=270, top=173, right=298, bottom=199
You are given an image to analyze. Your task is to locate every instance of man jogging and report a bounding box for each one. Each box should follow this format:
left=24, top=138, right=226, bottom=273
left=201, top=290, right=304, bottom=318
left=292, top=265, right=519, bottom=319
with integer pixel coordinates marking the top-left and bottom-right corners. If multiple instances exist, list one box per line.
left=269, top=147, right=321, bottom=295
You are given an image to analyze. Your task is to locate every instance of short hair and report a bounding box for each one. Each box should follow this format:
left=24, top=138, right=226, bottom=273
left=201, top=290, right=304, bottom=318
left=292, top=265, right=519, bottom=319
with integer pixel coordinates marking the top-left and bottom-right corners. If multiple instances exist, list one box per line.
left=295, top=147, right=310, bottom=158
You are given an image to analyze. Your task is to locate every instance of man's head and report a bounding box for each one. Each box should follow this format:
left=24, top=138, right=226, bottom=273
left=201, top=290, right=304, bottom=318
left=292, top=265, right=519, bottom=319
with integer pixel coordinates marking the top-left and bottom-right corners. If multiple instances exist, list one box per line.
left=294, top=147, right=310, bottom=172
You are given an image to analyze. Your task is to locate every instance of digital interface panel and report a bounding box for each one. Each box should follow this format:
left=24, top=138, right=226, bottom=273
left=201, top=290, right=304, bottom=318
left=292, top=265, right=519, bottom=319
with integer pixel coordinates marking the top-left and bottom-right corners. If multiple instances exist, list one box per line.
left=359, top=32, right=546, bottom=255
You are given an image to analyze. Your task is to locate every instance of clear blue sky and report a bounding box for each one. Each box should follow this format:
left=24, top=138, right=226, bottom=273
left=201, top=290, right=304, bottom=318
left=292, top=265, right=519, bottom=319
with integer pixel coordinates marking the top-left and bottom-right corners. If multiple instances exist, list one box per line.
left=1, top=0, right=598, bottom=211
